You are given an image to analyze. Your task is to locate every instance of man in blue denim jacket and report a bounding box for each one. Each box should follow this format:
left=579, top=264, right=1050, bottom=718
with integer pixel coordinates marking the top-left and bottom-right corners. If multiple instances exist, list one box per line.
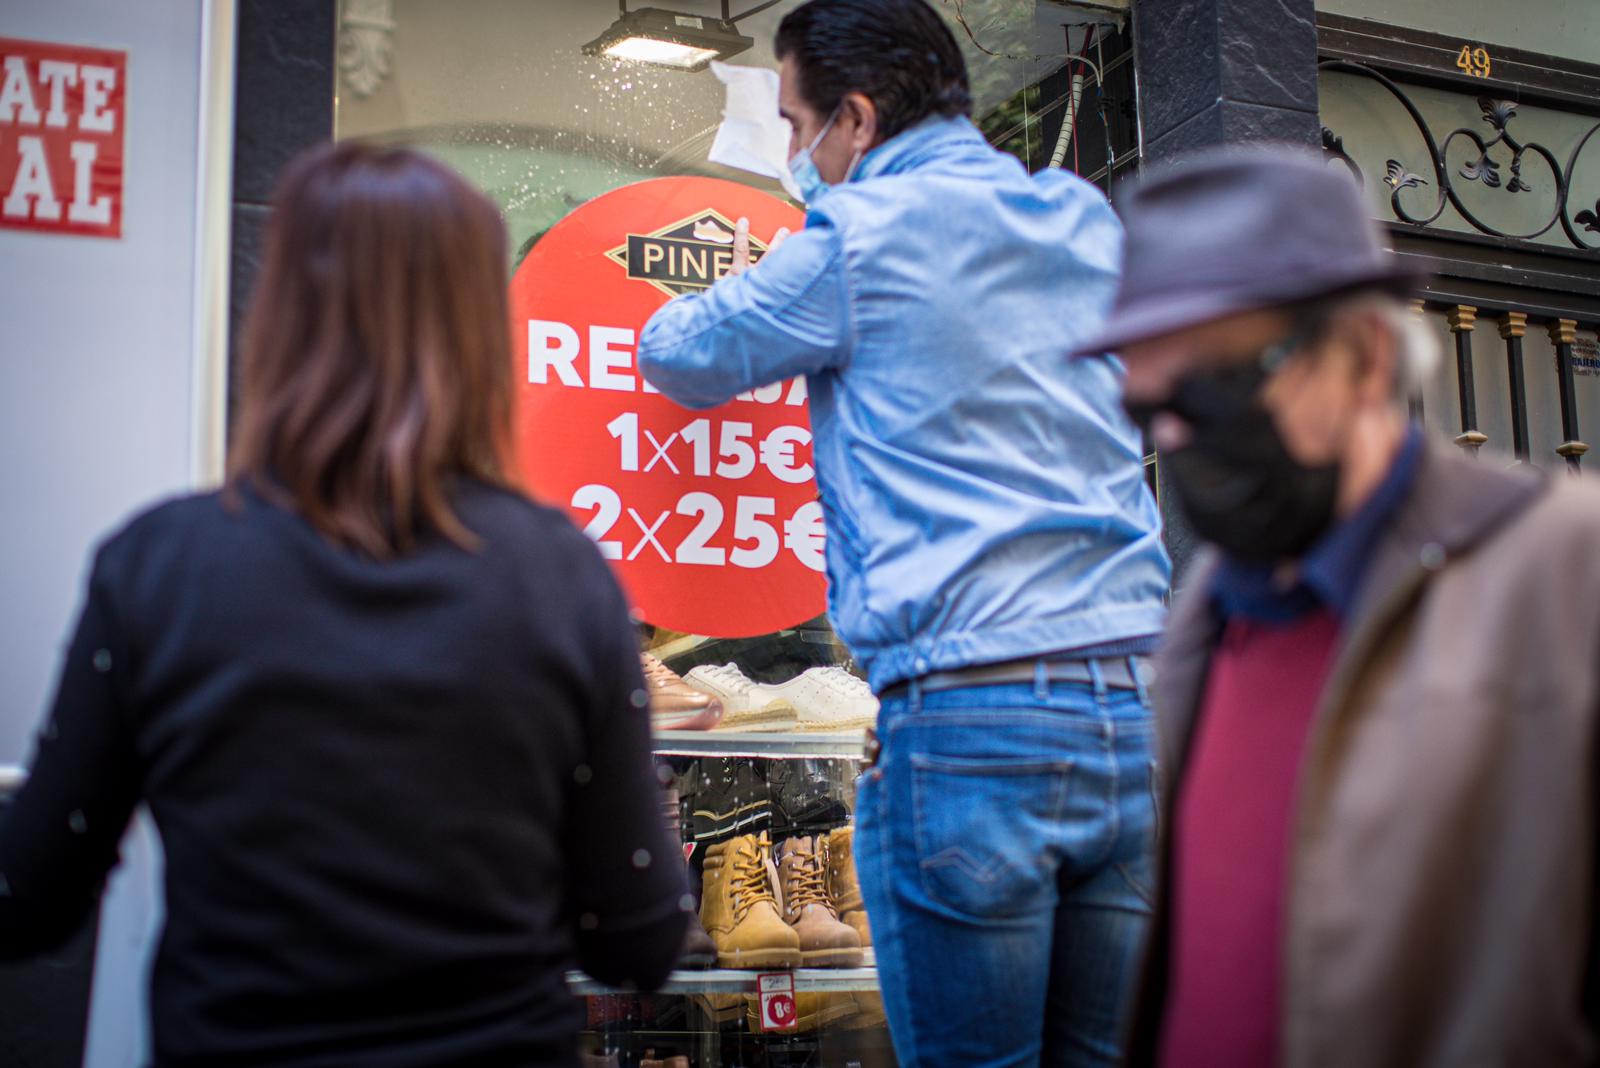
left=639, top=1, right=1169, bottom=1063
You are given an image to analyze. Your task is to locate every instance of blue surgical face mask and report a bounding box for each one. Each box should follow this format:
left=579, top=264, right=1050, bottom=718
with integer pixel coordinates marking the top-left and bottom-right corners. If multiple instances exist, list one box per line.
left=786, top=104, right=862, bottom=205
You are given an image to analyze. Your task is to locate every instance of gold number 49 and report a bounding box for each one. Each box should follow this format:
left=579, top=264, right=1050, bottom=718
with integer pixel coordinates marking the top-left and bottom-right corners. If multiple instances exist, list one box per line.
left=1456, top=45, right=1492, bottom=78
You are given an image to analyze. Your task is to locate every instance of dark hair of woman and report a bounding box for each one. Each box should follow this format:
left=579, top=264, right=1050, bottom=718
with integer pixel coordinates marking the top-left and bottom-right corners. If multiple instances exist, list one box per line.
left=775, top=0, right=972, bottom=143
left=226, top=141, right=513, bottom=558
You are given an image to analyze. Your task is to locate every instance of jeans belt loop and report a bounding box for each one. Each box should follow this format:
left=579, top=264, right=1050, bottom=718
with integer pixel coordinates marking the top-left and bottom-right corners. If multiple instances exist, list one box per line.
left=1033, top=656, right=1049, bottom=701
left=1129, top=654, right=1151, bottom=706
left=1087, top=657, right=1108, bottom=698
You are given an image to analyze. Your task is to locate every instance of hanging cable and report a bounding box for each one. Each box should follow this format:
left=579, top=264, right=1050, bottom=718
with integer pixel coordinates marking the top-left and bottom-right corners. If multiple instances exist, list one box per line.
left=1096, top=28, right=1114, bottom=193
left=1048, top=27, right=1087, bottom=169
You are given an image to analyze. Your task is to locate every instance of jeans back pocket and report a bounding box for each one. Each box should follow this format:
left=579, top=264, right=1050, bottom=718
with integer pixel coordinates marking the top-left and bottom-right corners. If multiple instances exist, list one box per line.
left=911, top=754, right=1073, bottom=920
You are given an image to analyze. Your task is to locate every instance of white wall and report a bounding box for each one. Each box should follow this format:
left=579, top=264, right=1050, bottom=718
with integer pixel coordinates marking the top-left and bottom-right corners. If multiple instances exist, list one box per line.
left=0, top=0, right=227, bottom=1064
left=0, top=0, right=210, bottom=760
left=1315, top=0, right=1599, bottom=61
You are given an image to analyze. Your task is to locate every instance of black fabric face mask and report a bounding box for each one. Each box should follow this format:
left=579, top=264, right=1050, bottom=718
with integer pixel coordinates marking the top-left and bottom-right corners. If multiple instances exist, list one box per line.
left=1129, top=363, right=1340, bottom=564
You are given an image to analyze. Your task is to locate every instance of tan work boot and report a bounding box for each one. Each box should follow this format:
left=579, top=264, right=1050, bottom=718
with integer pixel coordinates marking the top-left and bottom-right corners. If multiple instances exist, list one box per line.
left=700, top=834, right=802, bottom=969
left=776, top=835, right=864, bottom=968
left=825, top=826, right=874, bottom=964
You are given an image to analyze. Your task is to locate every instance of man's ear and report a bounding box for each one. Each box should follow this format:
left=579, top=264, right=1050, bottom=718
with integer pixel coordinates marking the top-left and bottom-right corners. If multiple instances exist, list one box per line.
left=1346, top=309, right=1398, bottom=406
left=842, top=91, right=879, bottom=153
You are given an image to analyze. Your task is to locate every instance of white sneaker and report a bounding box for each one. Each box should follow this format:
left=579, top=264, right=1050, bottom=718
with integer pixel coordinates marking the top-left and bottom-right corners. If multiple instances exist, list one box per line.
left=684, top=663, right=798, bottom=729
left=759, top=667, right=878, bottom=732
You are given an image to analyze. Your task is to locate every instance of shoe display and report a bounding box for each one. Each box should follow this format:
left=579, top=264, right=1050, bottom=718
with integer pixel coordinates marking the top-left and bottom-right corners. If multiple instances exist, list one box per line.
left=684, top=663, right=798, bottom=729
left=581, top=638, right=889, bottom=1051
left=769, top=759, right=850, bottom=839
left=760, top=667, right=879, bottom=731
left=699, top=833, right=803, bottom=969
left=825, top=826, right=874, bottom=966
left=776, top=834, right=865, bottom=967
left=643, top=653, right=723, bottom=731
left=682, top=758, right=773, bottom=844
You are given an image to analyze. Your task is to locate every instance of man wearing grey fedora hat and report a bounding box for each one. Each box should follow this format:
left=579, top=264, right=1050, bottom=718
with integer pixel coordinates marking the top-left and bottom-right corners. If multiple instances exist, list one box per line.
left=1085, top=145, right=1600, bottom=1066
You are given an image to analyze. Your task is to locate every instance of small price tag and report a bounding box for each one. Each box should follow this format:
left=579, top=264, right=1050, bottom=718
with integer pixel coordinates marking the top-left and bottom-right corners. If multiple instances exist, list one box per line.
left=756, top=972, right=798, bottom=1033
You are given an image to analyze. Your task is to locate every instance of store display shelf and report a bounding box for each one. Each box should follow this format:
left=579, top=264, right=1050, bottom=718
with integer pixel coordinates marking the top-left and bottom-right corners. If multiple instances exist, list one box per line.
left=652, top=729, right=868, bottom=760
left=568, top=967, right=880, bottom=997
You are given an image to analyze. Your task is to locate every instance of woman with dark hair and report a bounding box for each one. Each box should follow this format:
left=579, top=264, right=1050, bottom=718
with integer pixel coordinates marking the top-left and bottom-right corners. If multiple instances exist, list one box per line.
left=0, top=142, right=686, bottom=1066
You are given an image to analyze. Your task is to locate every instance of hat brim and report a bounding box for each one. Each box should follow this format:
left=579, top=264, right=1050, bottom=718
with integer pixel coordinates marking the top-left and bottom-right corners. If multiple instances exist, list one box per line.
left=1072, top=260, right=1428, bottom=358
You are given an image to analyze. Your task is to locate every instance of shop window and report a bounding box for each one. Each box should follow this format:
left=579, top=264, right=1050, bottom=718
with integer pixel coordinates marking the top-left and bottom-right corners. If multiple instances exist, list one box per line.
left=335, top=4, right=1132, bottom=1062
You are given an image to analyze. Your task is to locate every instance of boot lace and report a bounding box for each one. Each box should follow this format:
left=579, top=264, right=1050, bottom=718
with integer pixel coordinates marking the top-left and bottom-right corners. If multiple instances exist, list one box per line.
left=784, top=841, right=834, bottom=913
left=730, top=834, right=783, bottom=920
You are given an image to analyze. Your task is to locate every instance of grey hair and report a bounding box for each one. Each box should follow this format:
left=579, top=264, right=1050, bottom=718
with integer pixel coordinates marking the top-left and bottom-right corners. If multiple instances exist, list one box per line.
left=1373, top=295, right=1442, bottom=401
left=1303, top=292, right=1441, bottom=402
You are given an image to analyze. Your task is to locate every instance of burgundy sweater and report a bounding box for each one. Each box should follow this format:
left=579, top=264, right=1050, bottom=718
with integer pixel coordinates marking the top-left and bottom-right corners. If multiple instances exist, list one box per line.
left=1159, top=611, right=1340, bottom=1067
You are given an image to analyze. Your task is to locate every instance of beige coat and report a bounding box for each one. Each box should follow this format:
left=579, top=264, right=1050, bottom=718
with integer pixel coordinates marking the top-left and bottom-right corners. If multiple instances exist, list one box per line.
left=1131, top=439, right=1600, bottom=1067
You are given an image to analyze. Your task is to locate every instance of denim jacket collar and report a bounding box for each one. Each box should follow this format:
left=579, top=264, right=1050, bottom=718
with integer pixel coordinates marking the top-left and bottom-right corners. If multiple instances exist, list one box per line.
left=853, top=115, right=988, bottom=183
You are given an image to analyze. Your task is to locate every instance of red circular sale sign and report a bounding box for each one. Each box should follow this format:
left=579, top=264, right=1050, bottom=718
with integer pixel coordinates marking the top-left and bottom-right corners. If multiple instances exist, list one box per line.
left=765, top=992, right=797, bottom=1029
left=510, top=177, right=825, bottom=638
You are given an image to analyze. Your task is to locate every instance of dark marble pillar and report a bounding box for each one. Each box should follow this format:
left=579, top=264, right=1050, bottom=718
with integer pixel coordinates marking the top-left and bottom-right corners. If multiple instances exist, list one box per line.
left=1135, top=0, right=1321, bottom=162
left=228, top=0, right=336, bottom=422
left=1132, top=0, right=1319, bottom=584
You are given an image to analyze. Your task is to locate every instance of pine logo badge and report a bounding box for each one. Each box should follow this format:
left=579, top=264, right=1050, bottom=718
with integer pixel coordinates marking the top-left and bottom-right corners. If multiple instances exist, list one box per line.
left=607, top=209, right=769, bottom=296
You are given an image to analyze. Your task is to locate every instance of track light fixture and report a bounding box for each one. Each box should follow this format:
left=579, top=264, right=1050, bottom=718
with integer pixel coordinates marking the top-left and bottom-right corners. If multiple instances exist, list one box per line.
left=583, top=1, right=785, bottom=73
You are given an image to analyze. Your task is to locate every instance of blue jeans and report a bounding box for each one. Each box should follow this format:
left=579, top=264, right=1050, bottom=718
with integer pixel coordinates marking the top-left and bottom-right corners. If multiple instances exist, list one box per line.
left=854, top=662, right=1158, bottom=1067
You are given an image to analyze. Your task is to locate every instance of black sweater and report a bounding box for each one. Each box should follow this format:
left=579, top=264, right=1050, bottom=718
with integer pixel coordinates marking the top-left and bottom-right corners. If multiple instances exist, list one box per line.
left=0, top=483, right=687, bottom=1066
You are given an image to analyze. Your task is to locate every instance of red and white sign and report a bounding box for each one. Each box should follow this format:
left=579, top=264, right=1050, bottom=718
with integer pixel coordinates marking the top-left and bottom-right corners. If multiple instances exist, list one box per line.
left=755, top=972, right=799, bottom=1032
left=511, top=177, right=825, bottom=638
left=0, top=37, right=126, bottom=239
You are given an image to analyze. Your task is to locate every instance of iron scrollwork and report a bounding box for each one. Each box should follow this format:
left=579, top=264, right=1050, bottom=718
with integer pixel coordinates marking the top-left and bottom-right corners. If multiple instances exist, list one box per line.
left=1319, top=60, right=1600, bottom=251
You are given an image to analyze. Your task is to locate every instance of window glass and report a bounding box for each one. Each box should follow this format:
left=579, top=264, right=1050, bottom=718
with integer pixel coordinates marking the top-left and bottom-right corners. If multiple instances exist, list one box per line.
left=334, top=4, right=1134, bottom=1058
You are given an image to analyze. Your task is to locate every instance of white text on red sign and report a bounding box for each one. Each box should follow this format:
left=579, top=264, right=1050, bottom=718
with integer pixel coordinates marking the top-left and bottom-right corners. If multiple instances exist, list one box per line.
left=0, top=38, right=125, bottom=237
left=528, top=318, right=809, bottom=405
left=573, top=487, right=825, bottom=571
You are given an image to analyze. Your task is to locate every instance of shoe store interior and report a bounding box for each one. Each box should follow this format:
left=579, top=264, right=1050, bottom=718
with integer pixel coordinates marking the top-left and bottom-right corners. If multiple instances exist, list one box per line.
left=335, top=1, right=1135, bottom=1063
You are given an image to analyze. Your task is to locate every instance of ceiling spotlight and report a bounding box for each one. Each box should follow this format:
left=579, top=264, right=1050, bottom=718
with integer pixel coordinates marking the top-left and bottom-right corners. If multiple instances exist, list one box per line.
left=584, top=2, right=784, bottom=73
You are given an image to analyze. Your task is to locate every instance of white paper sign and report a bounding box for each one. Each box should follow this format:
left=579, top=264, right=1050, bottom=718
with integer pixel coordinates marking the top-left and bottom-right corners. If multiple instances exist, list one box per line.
left=707, top=61, right=802, bottom=202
